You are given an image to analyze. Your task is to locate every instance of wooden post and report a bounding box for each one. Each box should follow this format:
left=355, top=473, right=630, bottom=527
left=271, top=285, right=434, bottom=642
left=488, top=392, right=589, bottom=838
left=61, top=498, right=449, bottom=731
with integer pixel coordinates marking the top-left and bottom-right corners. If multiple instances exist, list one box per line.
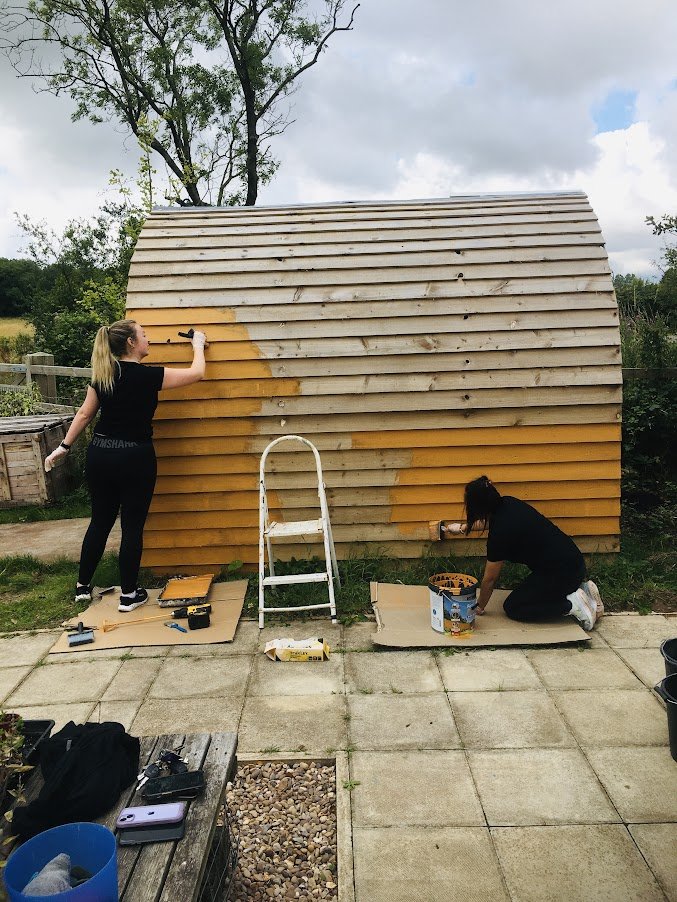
left=24, top=353, right=57, bottom=403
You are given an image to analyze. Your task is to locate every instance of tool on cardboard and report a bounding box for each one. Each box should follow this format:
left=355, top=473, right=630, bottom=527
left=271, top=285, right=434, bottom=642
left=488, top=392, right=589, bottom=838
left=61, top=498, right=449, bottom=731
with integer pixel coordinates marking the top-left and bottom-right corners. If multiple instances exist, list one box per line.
left=164, top=621, right=187, bottom=633
left=66, top=621, right=95, bottom=647
left=158, top=573, right=215, bottom=608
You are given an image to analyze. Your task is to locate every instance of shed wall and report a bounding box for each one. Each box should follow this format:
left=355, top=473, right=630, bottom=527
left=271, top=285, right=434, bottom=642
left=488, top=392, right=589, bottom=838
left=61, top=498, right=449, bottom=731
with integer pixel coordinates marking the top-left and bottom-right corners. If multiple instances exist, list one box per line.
left=126, top=193, right=622, bottom=573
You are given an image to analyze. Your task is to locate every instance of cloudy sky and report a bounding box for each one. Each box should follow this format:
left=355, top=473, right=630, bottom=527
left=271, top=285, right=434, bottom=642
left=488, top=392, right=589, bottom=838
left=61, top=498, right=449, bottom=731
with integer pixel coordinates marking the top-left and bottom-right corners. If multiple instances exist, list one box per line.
left=1, top=0, right=676, bottom=277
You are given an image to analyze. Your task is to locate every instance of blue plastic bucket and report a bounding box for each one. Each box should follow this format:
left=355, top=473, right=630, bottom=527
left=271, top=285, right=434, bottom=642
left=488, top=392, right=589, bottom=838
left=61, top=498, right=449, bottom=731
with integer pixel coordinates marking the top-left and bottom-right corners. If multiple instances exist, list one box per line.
left=4, top=823, right=117, bottom=901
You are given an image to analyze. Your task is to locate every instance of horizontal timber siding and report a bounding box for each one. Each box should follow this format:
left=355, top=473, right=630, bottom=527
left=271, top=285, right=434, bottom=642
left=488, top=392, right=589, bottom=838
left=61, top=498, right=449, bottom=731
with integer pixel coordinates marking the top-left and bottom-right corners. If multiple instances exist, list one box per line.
left=127, top=193, right=621, bottom=571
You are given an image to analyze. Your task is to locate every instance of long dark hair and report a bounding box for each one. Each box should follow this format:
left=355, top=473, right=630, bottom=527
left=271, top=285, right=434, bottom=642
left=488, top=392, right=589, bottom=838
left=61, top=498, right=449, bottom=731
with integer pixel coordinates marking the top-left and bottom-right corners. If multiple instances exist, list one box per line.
left=464, top=475, right=502, bottom=534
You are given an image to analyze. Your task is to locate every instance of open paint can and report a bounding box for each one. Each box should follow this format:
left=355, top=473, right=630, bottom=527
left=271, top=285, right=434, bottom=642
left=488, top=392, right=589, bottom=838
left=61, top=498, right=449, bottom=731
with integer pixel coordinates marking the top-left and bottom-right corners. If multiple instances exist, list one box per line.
left=429, top=572, right=478, bottom=636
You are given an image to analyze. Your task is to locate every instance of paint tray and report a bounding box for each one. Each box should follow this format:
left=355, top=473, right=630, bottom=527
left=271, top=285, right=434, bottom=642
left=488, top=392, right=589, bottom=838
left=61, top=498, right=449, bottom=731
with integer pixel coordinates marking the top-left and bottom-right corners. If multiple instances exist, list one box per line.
left=158, top=573, right=215, bottom=608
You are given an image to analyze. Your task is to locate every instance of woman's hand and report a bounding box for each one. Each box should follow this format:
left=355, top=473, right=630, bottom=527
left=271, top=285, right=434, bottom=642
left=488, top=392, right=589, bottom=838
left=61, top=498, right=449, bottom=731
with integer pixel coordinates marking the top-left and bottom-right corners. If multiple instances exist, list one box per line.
left=44, top=445, right=69, bottom=473
left=191, top=330, right=209, bottom=349
left=443, top=522, right=465, bottom=535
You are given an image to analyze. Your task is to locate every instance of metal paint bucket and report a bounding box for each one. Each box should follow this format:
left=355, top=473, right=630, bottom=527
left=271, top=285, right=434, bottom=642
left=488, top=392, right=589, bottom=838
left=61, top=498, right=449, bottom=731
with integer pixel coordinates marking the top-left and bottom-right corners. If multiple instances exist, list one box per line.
left=429, top=572, right=478, bottom=636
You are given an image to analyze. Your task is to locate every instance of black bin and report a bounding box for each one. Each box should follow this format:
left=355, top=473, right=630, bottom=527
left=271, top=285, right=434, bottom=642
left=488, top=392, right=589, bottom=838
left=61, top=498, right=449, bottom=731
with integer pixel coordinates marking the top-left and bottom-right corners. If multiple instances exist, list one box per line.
left=660, top=638, right=677, bottom=677
left=654, top=674, right=677, bottom=762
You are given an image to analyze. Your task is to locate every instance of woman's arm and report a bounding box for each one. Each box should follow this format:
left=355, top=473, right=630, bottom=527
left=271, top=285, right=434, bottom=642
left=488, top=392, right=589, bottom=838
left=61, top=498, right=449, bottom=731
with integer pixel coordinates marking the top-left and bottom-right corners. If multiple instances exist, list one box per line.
left=161, top=330, right=208, bottom=390
left=476, top=559, right=504, bottom=613
left=44, top=385, right=100, bottom=471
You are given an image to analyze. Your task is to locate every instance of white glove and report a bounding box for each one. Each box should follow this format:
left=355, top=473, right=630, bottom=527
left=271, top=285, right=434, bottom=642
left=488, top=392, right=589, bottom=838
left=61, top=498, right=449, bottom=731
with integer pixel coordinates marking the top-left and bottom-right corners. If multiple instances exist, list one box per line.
left=443, top=522, right=465, bottom=535
left=44, top=445, right=69, bottom=473
left=191, top=330, right=207, bottom=349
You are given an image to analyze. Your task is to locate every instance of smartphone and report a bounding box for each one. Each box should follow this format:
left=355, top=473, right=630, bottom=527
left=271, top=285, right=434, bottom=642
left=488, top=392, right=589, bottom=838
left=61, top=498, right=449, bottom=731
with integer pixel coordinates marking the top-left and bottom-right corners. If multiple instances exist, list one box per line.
left=116, top=801, right=186, bottom=829
left=142, top=770, right=205, bottom=802
left=118, top=821, right=186, bottom=846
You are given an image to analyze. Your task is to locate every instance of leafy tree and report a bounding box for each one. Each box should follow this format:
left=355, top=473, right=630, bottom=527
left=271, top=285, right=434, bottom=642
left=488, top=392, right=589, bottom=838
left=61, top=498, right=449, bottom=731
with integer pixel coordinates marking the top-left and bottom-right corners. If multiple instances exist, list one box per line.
left=1, top=0, right=358, bottom=206
left=0, top=257, right=42, bottom=317
left=647, top=213, right=677, bottom=268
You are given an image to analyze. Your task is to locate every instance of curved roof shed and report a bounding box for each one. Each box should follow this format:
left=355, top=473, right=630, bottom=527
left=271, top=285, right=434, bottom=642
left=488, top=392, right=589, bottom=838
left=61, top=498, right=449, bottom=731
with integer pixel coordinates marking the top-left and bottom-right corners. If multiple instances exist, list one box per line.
left=127, top=191, right=622, bottom=574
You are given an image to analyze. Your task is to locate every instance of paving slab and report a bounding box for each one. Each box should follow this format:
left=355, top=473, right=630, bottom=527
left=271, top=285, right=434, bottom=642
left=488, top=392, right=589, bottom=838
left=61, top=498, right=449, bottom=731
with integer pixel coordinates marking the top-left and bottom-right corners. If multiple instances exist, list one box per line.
left=89, top=700, right=141, bottom=732
left=126, top=646, right=170, bottom=658
left=437, top=648, right=542, bottom=691
left=258, top=621, right=343, bottom=652
left=491, top=824, right=665, bottom=902
left=342, top=622, right=377, bottom=651
left=615, top=647, right=667, bottom=689
left=0, top=632, right=59, bottom=668
left=350, top=750, right=484, bottom=827
left=148, top=656, right=250, bottom=698
left=628, top=824, right=677, bottom=900
left=553, top=689, right=668, bottom=747
left=167, top=620, right=260, bottom=656
left=50, top=646, right=133, bottom=663
left=13, top=702, right=95, bottom=732
left=131, top=696, right=243, bottom=736
left=238, top=694, right=346, bottom=754
left=345, top=650, right=443, bottom=694
left=468, top=748, right=620, bottom=825
left=585, top=747, right=677, bottom=822
left=0, top=666, right=31, bottom=704
left=449, top=690, right=575, bottom=748
left=596, top=614, right=674, bottom=648
left=7, top=659, right=121, bottom=706
left=247, top=655, right=343, bottom=696
left=352, top=826, right=509, bottom=902
left=101, top=658, right=163, bottom=701
left=347, top=693, right=460, bottom=750
left=526, top=647, right=643, bottom=690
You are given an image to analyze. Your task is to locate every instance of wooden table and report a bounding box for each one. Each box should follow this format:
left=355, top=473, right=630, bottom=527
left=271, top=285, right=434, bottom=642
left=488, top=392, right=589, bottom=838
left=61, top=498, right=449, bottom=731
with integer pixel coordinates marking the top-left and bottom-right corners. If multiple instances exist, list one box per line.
left=98, top=731, right=238, bottom=902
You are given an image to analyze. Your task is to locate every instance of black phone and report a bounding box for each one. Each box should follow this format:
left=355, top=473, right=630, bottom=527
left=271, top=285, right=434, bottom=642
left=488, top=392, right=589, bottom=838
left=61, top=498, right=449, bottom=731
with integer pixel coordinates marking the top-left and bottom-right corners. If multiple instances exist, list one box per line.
left=118, top=820, right=186, bottom=846
left=141, top=769, right=205, bottom=802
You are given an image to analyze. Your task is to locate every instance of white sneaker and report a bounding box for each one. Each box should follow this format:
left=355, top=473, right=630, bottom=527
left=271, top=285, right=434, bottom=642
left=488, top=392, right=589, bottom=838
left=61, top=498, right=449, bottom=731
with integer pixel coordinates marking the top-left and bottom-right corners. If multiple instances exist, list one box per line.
left=583, top=579, right=604, bottom=619
left=567, top=588, right=596, bottom=631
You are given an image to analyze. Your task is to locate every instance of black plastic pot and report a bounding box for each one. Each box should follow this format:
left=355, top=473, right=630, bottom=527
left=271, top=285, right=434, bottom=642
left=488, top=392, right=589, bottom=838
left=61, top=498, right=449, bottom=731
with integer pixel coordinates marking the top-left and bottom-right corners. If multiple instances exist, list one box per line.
left=654, top=674, right=677, bottom=762
left=660, top=638, right=677, bottom=677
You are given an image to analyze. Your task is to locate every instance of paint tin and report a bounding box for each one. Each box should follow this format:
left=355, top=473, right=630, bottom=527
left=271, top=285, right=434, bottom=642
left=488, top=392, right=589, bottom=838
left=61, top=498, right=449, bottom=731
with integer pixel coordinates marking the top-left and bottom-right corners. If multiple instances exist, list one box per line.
left=429, top=572, right=478, bottom=636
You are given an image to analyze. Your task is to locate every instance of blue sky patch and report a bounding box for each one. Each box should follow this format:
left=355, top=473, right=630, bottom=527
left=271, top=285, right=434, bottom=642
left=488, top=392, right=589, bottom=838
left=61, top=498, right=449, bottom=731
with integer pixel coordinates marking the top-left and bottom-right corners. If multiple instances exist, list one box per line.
left=593, top=89, right=637, bottom=133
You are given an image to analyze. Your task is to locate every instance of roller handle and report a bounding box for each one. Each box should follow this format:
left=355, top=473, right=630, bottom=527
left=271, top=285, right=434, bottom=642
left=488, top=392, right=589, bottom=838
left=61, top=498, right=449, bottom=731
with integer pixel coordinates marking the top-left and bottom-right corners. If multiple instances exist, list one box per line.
left=177, top=329, right=194, bottom=339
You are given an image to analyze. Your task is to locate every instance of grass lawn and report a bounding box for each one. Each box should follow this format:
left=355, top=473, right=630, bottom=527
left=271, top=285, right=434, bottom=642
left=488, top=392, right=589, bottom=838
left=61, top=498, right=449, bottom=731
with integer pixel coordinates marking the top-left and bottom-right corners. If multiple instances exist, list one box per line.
left=0, top=532, right=674, bottom=633
left=0, top=318, right=34, bottom=338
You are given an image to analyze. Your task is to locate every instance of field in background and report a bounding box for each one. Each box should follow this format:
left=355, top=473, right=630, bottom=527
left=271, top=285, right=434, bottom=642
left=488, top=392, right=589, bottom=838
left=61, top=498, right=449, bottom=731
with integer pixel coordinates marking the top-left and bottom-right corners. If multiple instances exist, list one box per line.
left=0, top=318, right=34, bottom=338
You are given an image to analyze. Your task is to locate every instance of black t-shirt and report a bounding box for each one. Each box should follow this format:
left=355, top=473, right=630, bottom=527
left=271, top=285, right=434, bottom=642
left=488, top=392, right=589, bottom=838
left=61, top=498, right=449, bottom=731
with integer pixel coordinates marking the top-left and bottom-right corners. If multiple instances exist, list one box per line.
left=487, top=496, right=583, bottom=572
left=93, top=361, right=165, bottom=441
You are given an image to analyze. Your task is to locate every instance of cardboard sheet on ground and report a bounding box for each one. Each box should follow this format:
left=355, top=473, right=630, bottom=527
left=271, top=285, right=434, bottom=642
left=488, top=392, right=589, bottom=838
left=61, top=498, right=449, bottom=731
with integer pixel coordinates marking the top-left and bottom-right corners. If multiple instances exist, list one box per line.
left=49, top=580, right=248, bottom=654
left=371, top=582, right=589, bottom=647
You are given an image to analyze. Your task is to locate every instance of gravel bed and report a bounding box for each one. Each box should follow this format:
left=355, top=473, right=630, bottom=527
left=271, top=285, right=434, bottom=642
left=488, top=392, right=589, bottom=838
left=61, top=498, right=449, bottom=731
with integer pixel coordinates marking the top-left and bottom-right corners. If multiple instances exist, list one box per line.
left=225, top=760, right=338, bottom=901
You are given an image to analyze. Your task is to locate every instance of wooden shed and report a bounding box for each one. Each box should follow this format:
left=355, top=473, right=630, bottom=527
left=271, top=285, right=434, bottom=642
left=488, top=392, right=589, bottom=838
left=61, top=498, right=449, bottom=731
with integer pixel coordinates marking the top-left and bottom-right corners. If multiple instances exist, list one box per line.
left=126, top=192, right=622, bottom=574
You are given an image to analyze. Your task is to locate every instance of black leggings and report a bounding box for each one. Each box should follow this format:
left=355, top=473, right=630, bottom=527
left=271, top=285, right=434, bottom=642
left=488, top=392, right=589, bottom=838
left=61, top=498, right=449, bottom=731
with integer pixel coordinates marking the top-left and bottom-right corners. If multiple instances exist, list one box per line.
left=79, top=441, right=157, bottom=593
left=503, top=558, right=587, bottom=623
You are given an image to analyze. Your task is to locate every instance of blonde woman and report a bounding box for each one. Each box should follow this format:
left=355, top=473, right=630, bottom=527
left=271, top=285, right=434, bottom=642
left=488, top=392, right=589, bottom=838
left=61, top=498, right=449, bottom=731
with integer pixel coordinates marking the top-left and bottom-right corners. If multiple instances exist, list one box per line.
left=44, top=320, right=207, bottom=612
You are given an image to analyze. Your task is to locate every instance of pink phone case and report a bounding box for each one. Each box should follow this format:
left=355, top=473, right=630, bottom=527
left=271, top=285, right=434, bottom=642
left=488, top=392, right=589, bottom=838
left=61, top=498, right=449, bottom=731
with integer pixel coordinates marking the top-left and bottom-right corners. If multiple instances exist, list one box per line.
left=116, top=801, right=186, bottom=829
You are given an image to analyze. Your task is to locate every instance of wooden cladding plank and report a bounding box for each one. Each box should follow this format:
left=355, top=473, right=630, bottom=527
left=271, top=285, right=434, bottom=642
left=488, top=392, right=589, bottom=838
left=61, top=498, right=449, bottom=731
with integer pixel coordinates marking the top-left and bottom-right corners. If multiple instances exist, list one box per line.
left=155, top=442, right=620, bottom=477
left=158, top=367, right=622, bottom=405
left=153, top=384, right=622, bottom=421
left=141, top=535, right=621, bottom=569
left=147, top=479, right=621, bottom=515
left=129, top=244, right=610, bottom=276
left=152, top=459, right=620, bottom=494
left=135, top=225, right=604, bottom=253
left=129, top=291, right=618, bottom=325
left=127, top=275, right=614, bottom=307
left=150, top=404, right=622, bottom=440
left=141, top=309, right=618, bottom=344
left=127, top=258, right=612, bottom=292
left=152, top=423, right=621, bottom=457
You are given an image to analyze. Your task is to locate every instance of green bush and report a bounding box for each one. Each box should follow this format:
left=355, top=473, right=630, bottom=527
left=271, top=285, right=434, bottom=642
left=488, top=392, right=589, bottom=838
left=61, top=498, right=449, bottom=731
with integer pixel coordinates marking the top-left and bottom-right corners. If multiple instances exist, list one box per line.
left=0, top=383, right=42, bottom=417
left=0, top=332, right=35, bottom=363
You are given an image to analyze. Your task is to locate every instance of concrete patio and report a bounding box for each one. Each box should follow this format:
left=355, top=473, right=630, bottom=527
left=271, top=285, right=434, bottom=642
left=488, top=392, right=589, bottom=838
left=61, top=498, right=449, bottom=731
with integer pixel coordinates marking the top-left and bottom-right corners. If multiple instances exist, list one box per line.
left=1, top=613, right=676, bottom=901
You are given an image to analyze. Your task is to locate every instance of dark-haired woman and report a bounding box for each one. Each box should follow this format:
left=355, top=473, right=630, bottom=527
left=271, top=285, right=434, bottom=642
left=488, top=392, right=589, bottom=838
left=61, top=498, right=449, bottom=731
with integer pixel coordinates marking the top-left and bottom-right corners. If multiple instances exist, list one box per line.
left=444, top=475, right=603, bottom=630
left=44, top=320, right=207, bottom=612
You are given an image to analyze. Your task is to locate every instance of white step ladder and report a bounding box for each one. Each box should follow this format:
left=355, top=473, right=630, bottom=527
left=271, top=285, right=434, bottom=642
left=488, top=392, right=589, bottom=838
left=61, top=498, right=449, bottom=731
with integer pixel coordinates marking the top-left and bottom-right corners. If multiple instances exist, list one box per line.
left=258, top=435, right=340, bottom=628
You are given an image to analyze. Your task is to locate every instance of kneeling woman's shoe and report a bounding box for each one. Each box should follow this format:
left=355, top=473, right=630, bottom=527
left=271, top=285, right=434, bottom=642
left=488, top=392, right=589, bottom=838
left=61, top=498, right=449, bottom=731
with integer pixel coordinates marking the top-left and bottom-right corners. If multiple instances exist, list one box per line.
left=118, top=587, right=149, bottom=613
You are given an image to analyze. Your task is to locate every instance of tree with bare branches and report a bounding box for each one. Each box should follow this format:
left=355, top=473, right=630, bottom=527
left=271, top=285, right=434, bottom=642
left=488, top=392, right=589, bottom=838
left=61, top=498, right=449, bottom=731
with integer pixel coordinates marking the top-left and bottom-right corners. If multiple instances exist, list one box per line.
left=1, top=0, right=358, bottom=206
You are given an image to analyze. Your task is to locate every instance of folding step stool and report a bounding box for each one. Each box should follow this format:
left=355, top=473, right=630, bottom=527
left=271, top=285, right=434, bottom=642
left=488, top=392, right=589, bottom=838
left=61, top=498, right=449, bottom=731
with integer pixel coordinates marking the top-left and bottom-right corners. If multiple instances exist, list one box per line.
left=258, top=435, right=340, bottom=628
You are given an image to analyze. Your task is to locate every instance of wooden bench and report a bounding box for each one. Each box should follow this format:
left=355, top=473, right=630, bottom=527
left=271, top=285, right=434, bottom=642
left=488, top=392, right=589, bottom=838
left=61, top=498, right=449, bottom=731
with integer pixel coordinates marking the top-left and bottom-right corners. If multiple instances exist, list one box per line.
left=99, top=731, right=238, bottom=902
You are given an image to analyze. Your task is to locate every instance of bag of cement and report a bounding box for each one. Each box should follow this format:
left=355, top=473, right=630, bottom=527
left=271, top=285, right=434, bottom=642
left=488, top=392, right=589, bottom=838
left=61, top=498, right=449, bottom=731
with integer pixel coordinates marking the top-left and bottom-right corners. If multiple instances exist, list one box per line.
left=264, top=637, right=330, bottom=662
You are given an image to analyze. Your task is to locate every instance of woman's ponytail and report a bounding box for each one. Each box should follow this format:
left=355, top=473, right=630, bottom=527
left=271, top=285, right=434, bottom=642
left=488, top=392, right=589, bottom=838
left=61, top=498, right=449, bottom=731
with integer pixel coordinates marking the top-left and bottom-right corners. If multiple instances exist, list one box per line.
left=91, top=319, right=137, bottom=394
